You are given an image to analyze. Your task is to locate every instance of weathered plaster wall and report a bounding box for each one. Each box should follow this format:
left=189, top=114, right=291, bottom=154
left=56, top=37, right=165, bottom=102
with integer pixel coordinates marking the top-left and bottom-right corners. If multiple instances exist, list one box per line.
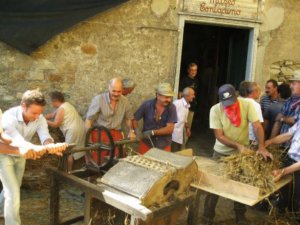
left=255, top=0, right=300, bottom=85
left=0, top=0, right=179, bottom=115
left=1, top=0, right=300, bottom=116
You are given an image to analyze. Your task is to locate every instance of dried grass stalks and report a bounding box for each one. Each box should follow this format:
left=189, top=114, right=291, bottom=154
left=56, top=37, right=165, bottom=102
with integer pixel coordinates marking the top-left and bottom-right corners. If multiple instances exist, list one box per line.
left=221, top=148, right=281, bottom=195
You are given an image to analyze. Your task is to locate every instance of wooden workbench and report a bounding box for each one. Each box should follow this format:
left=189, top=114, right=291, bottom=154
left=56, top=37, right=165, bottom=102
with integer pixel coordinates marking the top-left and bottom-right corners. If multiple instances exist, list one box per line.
left=191, top=156, right=292, bottom=206
left=47, top=167, right=195, bottom=225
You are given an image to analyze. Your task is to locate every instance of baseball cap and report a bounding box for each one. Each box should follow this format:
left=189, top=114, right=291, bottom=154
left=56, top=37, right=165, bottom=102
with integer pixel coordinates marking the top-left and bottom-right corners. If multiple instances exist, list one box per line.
left=218, top=84, right=237, bottom=107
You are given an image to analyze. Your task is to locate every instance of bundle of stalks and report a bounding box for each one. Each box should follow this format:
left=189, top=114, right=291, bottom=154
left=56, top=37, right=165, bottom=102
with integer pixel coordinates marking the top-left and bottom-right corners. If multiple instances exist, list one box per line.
left=221, top=147, right=283, bottom=195
left=264, top=211, right=300, bottom=225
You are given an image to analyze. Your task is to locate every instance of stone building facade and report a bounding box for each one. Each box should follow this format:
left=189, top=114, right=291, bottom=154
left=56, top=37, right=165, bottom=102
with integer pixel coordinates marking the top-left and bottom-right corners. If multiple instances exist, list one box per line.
left=0, top=0, right=299, bottom=117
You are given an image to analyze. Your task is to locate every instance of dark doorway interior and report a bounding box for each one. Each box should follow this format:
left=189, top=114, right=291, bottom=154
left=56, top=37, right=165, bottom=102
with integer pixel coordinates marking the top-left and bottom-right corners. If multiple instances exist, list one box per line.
left=179, top=23, right=250, bottom=156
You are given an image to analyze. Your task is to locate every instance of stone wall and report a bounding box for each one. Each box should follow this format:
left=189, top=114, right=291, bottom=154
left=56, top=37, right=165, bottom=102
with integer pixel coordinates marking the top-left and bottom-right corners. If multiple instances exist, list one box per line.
left=255, top=0, right=300, bottom=85
left=0, top=0, right=179, bottom=115
left=1, top=0, right=300, bottom=116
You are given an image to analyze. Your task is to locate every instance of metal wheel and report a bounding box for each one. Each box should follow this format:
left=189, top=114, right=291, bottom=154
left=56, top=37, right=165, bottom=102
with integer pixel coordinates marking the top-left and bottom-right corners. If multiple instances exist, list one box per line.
left=85, top=126, right=115, bottom=171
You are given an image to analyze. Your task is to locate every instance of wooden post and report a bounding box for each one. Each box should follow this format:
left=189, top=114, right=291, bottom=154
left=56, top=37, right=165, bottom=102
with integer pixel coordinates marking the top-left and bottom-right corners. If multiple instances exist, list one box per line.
left=50, top=172, right=60, bottom=225
left=84, top=192, right=92, bottom=225
left=187, top=189, right=201, bottom=225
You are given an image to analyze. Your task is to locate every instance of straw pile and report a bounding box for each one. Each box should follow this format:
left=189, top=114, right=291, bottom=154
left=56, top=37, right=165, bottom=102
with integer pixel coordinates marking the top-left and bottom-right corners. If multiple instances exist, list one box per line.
left=221, top=148, right=282, bottom=195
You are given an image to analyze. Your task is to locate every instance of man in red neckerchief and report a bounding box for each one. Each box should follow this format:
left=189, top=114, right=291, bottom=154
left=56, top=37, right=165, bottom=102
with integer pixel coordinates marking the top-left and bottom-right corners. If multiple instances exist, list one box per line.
left=202, top=84, right=272, bottom=225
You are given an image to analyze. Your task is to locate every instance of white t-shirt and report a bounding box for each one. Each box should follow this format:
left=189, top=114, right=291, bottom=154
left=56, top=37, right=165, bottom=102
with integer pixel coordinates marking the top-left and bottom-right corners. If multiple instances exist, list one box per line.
left=0, top=109, right=3, bottom=133
left=59, top=102, right=86, bottom=159
left=172, top=98, right=190, bottom=144
left=246, top=98, right=264, bottom=141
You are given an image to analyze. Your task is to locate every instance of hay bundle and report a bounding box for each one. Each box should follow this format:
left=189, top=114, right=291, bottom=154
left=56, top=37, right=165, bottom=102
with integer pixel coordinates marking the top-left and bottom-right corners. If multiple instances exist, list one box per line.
left=221, top=149, right=281, bottom=195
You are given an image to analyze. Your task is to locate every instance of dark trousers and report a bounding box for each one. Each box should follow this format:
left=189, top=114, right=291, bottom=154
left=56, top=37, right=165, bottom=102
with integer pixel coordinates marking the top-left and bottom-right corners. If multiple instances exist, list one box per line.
left=203, top=151, right=246, bottom=220
left=171, top=141, right=182, bottom=152
left=278, top=156, right=300, bottom=213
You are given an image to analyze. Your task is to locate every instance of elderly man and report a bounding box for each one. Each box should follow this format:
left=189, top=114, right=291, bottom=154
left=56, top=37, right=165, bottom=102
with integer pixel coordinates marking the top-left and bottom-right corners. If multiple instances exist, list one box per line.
left=122, top=78, right=136, bottom=96
left=133, top=83, right=177, bottom=154
left=85, top=78, right=135, bottom=161
left=260, top=79, right=279, bottom=114
left=239, top=81, right=264, bottom=144
left=171, top=87, right=195, bottom=152
left=271, top=71, right=300, bottom=146
left=265, top=120, right=300, bottom=221
left=0, top=89, right=67, bottom=225
left=179, top=63, right=199, bottom=135
left=203, top=84, right=272, bottom=225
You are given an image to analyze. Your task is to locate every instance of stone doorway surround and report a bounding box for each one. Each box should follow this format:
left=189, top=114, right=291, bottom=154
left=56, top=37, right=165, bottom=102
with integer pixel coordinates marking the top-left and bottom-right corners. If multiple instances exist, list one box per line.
left=174, top=0, right=264, bottom=96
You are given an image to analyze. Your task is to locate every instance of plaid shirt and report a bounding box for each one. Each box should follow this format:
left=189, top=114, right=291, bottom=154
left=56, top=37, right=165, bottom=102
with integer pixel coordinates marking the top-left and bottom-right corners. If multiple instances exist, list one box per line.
left=280, top=96, right=300, bottom=133
left=288, top=121, right=300, bottom=162
left=280, top=95, right=300, bottom=147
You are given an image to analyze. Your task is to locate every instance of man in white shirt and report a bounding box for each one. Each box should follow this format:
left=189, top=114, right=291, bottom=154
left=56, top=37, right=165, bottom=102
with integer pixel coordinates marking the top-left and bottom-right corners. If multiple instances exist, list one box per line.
left=0, top=89, right=54, bottom=225
left=171, top=87, right=195, bottom=152
left=239, top=81, right=264, bottom=144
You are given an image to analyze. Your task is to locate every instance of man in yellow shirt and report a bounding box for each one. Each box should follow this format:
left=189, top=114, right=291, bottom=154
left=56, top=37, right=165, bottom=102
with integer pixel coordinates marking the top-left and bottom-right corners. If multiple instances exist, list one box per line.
left=203, top=84, right=272, bottom=225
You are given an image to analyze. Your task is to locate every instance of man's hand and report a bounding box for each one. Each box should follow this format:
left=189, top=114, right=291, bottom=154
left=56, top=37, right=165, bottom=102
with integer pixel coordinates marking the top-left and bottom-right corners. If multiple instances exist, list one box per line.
left=257, top=147, right=273, bottom=160
left=22, top=149, right=40, bottom=160
left=19, top=147, right=41, bottom=160
left=128, top=130, right=136, bottom=140
left=272, top=169, right=285, bottom=182
left=46, top=143, right=68, bottom=156
left=237, top=143, right=246, bottom=153
left=186, top=128, right=191, bottom=138
left=143, top=130, right=154, bottom=137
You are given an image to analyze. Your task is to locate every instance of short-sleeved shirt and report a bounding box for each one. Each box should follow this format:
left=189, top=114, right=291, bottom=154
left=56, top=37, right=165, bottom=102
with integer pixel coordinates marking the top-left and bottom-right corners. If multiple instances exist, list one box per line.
left=179, top=76, right=199, bottom=111
left=2, top=106, right=53, bottom=146
left=287, top=121, right=300, bottom=162
left=260, top=95, right=278, bottom=114
left=210, top=98, right=259, bottom=155
left=280, top=96, right=300, bottom=138
left=86, top=92, right=133, bottom=130
left=246, top=98, right=264, bottom=141
left=264, top=100, right=285, bottom=139
left=172, top=98, right=190, bottom=144
left=134, top=98, right=177, bottom=149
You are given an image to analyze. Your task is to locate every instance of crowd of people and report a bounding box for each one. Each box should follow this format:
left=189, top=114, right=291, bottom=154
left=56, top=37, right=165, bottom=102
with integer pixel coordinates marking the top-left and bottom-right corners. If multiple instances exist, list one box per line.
left=0, top=65, right=299, bottom=224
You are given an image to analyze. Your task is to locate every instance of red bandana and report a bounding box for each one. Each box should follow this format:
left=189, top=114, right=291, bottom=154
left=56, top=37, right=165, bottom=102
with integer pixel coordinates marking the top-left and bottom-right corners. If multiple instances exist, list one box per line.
left=224, top=101, right=241, bottom=127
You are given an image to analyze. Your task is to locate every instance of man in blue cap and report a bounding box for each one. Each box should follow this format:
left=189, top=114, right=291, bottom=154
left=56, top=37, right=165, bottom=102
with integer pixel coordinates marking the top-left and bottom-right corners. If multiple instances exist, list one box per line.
left=203, top=84, right=272, bottom=225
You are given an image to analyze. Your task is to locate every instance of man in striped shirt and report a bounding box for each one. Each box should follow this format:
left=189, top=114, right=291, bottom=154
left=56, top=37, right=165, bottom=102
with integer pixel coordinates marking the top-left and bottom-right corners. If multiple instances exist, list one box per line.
left=260, top=79, right=279, bottom=114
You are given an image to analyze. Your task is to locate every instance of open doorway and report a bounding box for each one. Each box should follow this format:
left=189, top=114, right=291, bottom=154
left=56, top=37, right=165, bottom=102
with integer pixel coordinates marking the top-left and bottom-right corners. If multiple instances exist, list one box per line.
left=179, top=22, right=251, bottom=156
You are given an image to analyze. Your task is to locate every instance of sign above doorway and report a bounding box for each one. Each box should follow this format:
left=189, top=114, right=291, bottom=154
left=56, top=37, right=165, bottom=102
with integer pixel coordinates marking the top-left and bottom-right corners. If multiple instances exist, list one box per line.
left=182, top=0, right=263, bottom=21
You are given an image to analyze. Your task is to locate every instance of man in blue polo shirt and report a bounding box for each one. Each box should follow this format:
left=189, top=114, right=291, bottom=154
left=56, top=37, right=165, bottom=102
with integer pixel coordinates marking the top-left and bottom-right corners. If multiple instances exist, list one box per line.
left=133, top=83, right=177, bottom=154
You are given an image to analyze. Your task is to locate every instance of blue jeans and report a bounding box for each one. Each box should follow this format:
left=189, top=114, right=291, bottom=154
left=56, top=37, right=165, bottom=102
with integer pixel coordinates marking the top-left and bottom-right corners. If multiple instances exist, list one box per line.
left=0, top=155, right=26, bottom=225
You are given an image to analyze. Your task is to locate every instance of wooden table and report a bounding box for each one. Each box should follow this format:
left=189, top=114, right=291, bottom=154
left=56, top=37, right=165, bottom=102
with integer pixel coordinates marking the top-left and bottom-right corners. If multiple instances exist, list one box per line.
left=191, top=156, right=292, bottom=206
left=46, top=167, right=195, bottom=225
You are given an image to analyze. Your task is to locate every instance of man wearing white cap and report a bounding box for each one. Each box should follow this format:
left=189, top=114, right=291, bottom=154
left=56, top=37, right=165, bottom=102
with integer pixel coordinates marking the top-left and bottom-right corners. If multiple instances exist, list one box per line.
left=203, top=84, right=272, bottom=225
left=271, top=70, right=300, bottom=147
left=133, top=83, right=177, bottom=154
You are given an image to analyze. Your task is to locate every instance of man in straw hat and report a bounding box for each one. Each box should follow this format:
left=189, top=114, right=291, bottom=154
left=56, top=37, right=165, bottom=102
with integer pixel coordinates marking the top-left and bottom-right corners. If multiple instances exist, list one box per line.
left=270, top=70, right=300, bottom=147
left=203, top=84, right=272, bottom=225
left=133, top=83, right=177, bottom=154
